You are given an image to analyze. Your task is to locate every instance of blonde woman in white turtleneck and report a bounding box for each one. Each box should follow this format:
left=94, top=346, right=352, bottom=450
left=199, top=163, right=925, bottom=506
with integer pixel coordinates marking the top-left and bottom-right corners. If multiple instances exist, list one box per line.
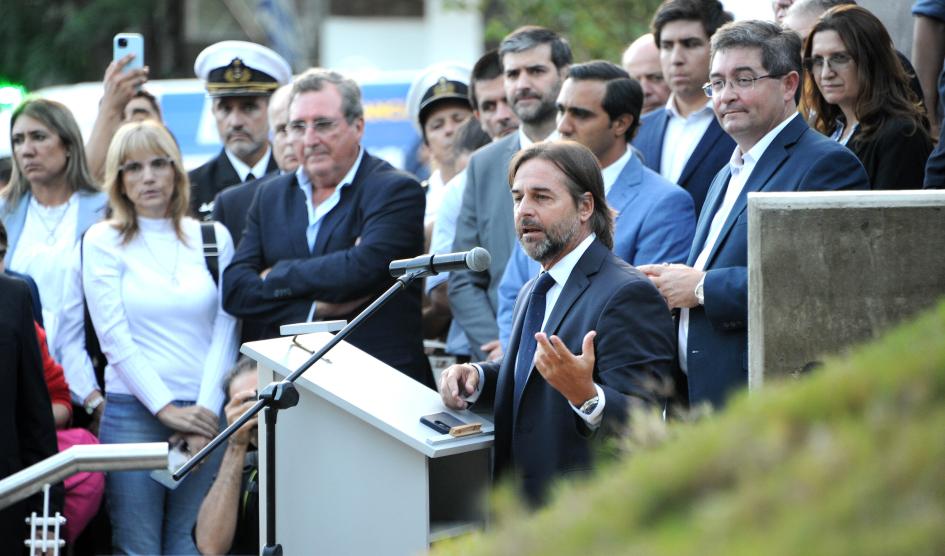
left=82, top=120, right=238, bottom=555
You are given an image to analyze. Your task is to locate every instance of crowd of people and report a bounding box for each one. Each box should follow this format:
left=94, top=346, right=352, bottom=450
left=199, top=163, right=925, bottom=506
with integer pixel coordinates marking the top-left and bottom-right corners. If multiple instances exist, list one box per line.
left=1, top=0, right=940, bottom=553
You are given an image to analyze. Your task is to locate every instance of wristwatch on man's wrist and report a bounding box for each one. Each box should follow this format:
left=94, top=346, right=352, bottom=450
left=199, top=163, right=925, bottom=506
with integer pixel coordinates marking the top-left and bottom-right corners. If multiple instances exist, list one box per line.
left=84, top=395, right=104, bottom=415
left=578, top=395, right=600, bottom=415
left=694, top=274, right=706, bottom=306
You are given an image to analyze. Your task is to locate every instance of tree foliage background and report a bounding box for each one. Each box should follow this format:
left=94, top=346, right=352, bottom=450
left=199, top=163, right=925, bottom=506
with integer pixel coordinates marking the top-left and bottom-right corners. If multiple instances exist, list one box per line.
left=465, top=0, right=664, bottom=63
left=0, top=0, right=185, bottom=90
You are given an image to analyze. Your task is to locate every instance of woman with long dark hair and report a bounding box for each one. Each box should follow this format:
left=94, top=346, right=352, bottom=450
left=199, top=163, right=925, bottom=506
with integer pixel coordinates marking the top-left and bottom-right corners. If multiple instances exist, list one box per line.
left=802, top=5, right=932, bottom=189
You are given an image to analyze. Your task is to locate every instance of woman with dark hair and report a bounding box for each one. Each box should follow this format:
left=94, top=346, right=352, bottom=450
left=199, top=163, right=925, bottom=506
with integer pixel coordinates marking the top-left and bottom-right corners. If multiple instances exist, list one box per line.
left=802, top=4, right=932, bottom=189
left=82, top=120, right=237, bottom=554
left=0, top=98, right=106, bottom=350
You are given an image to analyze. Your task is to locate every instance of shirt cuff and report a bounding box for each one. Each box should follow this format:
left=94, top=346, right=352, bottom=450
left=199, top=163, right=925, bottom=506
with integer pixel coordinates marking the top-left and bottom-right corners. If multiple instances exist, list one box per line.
left=462, top=363, right=486, bottom=404
left=569, top=383, right=605, bottom=428
left=306, top=301, right=318, bottom=322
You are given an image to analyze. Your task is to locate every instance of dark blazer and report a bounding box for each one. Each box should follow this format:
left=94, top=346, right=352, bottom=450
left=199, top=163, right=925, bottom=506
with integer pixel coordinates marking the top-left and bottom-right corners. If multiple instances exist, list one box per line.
left=0, top=274, right=61, bottom=553
left=449, top=132, right=521, bottom=360
left=848, top=117, right=932, bottom=190
left=189, top=149, right=277, bottom=220
left=4, top=269, right=43, bottom=326
left=684, top=115, right=869, bottom=408
left=631, top=107, right=736, bottom=217
left=222, top=151, right=433, bottom=388
left=477, top=239, right=675, bottom=505
left=212, top=172, right=283, bottom=247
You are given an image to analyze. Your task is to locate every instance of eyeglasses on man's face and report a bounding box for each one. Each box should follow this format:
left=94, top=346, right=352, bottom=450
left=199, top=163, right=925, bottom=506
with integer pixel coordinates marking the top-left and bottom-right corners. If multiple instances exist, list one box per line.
left=702, top=74, right=784, bottom=97
left=287, top=118, right=342, bottom=137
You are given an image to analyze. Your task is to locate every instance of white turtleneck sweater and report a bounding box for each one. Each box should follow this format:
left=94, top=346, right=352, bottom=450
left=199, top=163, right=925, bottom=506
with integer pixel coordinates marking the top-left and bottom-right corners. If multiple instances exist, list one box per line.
left=81, top=216, right=238, bottom=414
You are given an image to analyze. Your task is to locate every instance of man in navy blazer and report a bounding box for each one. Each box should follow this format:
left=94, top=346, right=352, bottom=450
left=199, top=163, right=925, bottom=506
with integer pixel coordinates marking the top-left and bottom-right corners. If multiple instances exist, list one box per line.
left=631, top=0, right=735, bottom=216
left=440, top=142, right=675, bottom=506
left=641, top=20, right=869, bottom=408
left=496, top=61, right=695, bottom=348
left=223, top=69, right=433, bottom=388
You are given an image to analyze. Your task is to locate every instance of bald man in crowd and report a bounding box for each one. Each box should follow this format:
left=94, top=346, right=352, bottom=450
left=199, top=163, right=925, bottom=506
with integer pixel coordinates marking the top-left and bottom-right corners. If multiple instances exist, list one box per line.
left=622, top=34, right=672, bottom=115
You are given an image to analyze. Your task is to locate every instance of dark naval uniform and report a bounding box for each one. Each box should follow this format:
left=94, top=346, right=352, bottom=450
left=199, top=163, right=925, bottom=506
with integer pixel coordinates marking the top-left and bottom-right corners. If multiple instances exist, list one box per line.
left=188, top=150, right=278, bottom=220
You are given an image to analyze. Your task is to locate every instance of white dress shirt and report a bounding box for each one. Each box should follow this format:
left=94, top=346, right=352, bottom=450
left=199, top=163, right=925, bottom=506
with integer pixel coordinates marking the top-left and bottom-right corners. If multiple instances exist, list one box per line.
left=225, top=147, right=273, bottom=182
left=678, top=112, right=800, bottom=372
left=659, top=96, right=715, bottom=184
left=9, top=192, right=80, bottom=349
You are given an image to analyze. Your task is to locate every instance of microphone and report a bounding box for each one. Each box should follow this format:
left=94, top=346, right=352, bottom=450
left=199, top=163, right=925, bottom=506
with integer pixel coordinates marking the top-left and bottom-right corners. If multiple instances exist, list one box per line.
left=389, top=247, right=491, bottom=277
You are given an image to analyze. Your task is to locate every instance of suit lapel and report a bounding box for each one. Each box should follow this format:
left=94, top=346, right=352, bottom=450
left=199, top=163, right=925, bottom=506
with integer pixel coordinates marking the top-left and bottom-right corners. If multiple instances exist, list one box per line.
left=678, top=119, right=725, bottom=186
left=282, top=175, right=313, bottom=257
left=649, top=110, right=670, bottom=173
left=699, top=116, right=805, bottom=268
left=605, top=153, right=644, bottom=220
left=688, top=167, right=730, bottom=265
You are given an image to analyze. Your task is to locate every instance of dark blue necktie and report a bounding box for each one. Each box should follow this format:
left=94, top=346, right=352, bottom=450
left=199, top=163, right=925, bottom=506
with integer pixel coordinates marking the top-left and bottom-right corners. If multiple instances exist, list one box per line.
left=513, top=271, right=556, bottom=412
left=245, top=172, right=256, bottom=182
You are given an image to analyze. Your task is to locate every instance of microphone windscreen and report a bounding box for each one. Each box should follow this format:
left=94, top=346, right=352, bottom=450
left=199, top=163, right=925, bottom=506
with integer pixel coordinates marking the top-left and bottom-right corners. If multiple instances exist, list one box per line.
left=465, top=247, right=492, bottom=272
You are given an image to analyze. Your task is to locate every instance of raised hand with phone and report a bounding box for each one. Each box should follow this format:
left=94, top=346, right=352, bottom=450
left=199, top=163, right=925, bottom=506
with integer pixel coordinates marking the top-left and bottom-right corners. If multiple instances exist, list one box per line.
left=85, top=33, right=151, bottom=181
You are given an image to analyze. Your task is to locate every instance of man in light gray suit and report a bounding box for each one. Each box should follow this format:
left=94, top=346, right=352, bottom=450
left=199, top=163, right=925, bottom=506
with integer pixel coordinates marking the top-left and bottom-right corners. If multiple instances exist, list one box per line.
left=450, top=26, right=572, bottom=361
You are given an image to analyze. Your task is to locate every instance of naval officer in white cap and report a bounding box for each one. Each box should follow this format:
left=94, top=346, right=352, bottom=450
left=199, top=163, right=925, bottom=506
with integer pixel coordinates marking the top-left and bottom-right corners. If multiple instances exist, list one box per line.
left=190, top=40, right=292, bottom=219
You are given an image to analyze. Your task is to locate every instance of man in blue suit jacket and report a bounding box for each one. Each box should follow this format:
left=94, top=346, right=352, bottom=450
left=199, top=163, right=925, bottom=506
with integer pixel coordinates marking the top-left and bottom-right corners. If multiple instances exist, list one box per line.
left=640, top=20, right=869, bottom=408
left=440, top=142, right=675, bottom=506
left=223, top=69, right=433, bottom=388
left=631, top=0, right=735, bottom=216
left=496, top=61, right=695, bottom=348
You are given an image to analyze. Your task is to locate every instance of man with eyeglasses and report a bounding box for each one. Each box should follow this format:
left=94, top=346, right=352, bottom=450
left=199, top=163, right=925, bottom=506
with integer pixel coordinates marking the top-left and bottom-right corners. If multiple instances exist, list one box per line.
left=223, top=68, right=434, bottom=389
left=632, top=0, right=737, bottom=217
left=639, top=20, right=868, bottom=409
left=189, top=41, right=292, bottom=221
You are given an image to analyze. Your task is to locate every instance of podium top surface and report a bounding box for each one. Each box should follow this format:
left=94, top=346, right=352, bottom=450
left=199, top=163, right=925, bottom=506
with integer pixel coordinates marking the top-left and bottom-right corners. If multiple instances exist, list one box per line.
left=241, top=333, right=494, bottom=458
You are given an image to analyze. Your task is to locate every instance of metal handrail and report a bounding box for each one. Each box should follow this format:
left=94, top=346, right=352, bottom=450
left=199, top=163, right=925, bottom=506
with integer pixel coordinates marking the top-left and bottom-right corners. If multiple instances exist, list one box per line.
left=0, top=442, right=168, bottom=510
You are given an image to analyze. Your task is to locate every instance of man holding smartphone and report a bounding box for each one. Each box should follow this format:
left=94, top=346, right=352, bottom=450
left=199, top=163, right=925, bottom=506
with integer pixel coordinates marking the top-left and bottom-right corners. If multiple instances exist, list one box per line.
left=190, top=41, right=292, bottom=220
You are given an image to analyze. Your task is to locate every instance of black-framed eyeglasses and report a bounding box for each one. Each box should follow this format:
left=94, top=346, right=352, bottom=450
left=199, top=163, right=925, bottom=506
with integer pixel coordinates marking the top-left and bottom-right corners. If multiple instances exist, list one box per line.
left=287, top=118, right=342, bottom=137
left=120, top=157, right=174, bottom=178
left=702, top=74, right=784, bottom=97
left=803, top=53, right=853, bottom=74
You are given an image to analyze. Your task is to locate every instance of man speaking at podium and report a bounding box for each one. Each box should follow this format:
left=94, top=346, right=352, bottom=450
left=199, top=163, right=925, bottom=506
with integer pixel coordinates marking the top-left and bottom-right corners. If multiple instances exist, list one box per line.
left=223, top=68, right=433, bottom=388
left=439, top=141, right=676, bottom=506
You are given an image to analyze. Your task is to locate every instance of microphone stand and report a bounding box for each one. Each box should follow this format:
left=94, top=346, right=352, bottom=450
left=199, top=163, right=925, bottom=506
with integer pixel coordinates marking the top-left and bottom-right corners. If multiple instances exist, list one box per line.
left=174, top=269, right=427, bottom=556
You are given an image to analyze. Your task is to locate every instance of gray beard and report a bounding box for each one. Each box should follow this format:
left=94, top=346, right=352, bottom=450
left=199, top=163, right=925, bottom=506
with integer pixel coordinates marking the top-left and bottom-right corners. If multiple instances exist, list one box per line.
left=519, top=215, right=578, bottom=265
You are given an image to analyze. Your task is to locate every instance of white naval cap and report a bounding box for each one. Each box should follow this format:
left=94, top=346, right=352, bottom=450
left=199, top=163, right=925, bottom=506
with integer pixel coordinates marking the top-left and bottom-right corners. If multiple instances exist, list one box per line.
left=194, top=40, right=292, bottom=97
left=406, top=62, right=471, bottom=135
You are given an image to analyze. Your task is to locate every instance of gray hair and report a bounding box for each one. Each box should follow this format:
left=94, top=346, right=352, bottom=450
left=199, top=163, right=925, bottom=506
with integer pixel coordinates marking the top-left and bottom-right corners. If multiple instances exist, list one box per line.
left=710, top=20, right=802, bottom=76
left=222, top=356, right=257, bottom=404
left=290, top=68, right=364, bottom=122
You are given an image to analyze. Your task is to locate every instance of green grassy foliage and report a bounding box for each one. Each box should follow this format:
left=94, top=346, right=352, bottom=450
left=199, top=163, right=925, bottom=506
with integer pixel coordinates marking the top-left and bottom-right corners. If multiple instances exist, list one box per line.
left=435, top=301, right=945, bottom=555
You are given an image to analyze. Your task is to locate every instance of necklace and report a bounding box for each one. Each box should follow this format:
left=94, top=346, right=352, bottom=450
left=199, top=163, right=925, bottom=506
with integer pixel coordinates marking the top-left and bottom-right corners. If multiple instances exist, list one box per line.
left=30, top=196, right=73, bottom=245
left=139, top=229, right=181, bottom=286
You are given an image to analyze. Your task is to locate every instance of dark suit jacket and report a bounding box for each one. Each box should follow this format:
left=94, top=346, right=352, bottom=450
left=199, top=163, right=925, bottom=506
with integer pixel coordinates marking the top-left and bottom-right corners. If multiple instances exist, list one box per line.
left=477, top=239, right=675, bottom=505
left=212, top=172, right=283, bottom=247
left=449, top=132, right=521, bottom=360
left=4, top=269, right=43, bottom=326
left=189, top=149, right=277, bottom=220
left=0, top=274, right=61, bottom=552
left=222, top=151, right=433, bottom=388
left=632, top=107, right=736, bottom=217
left=684, top=115, right=869, bottom=408
left=848, top=117, right=932, bottom=190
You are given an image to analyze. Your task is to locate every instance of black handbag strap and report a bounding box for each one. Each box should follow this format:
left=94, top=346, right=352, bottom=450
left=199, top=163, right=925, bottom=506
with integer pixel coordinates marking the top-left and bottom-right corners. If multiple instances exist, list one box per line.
left=201, top=221, right=220, bottom=286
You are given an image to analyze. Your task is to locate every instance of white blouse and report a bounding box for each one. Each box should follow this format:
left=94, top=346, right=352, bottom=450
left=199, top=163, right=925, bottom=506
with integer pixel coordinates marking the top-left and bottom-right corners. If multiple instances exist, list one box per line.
left=82, top=216, right=238, bottom=414
left=9, top=193, right=79, bottom=348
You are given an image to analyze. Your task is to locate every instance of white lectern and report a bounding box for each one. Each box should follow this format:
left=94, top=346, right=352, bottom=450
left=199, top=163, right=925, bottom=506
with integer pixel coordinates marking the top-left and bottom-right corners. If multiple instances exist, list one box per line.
left=241, top=333, right=494, bottom=555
